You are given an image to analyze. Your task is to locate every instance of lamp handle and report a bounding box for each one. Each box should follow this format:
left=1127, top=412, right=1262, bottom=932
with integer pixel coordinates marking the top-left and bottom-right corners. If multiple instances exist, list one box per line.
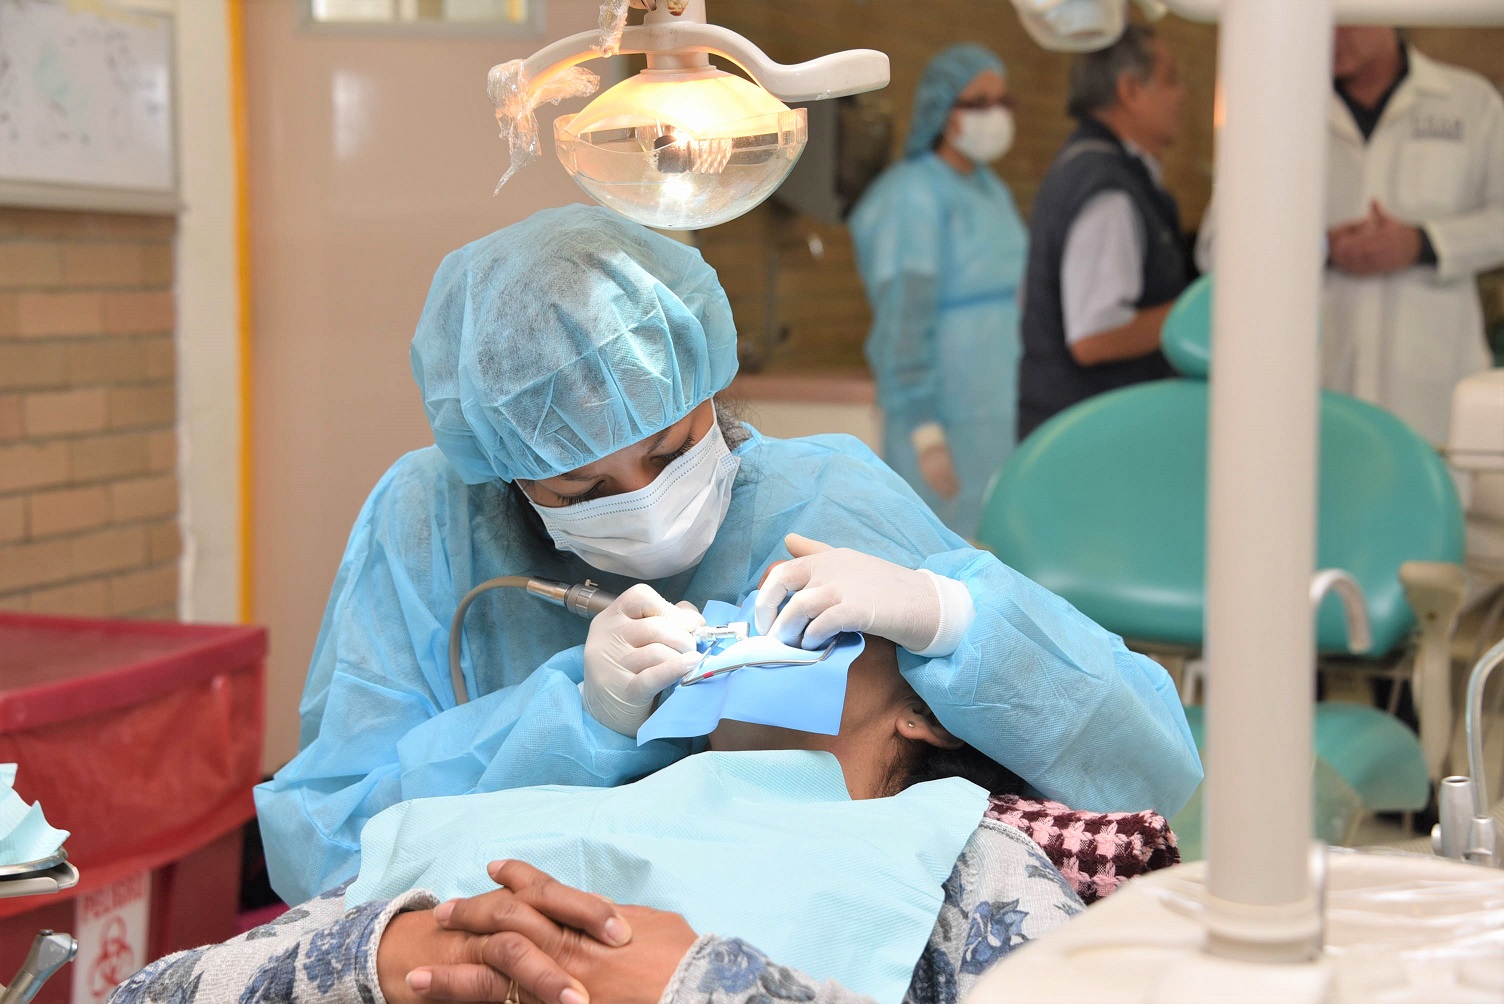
left=520, top=23, right=889, bottom=103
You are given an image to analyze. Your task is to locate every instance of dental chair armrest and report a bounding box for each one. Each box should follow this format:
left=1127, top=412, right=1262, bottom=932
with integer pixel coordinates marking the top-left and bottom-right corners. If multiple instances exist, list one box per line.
left=1400, top=561, right=1467, bottom=780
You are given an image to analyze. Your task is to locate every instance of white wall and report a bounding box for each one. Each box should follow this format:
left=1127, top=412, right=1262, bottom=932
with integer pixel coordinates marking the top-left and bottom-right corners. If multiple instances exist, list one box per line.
left=243, top=0, right=603, bottom=771
left=734, top=399, right=881, bottom=452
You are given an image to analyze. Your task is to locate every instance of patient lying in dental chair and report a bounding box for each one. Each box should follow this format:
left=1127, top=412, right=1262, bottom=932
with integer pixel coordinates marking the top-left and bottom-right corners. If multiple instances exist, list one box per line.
left=109, top=638, right=1178, bottom=1004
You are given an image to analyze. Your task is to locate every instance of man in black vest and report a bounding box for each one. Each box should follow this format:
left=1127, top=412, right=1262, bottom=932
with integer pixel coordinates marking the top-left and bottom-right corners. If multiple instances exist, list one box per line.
left=1017, top=25, right=1189, bottom=442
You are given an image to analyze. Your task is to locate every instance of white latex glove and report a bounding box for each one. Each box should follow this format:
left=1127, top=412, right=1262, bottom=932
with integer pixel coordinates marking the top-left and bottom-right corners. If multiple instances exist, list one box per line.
left=754, top=534, right=976, bottom=655
left=583, top=583, right=707, bottom=737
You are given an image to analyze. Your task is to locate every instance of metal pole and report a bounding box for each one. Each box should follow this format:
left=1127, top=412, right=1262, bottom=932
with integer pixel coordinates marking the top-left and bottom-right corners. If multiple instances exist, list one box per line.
left=1202, top=0, right=1333, bottom=964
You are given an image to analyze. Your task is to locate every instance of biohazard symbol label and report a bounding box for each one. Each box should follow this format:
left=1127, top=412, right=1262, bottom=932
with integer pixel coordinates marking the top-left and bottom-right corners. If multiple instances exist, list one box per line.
left=88, top=917, right=137, bottom=999
left=72, top=873, right=149, bottom=1004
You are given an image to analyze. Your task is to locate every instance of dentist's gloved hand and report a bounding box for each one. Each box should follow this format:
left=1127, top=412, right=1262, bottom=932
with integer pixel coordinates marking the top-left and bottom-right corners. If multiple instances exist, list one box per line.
left=583, top=583, right=707, bottom=737
left=755, top=534, right=976, bottom=656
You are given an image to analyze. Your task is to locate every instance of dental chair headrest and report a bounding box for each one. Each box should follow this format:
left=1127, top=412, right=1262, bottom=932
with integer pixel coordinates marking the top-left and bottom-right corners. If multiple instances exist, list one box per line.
left=1161, top=274, right=1212, bottom=379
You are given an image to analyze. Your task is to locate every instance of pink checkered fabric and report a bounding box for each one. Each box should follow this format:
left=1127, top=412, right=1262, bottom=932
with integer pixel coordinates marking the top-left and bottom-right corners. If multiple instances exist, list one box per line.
left=985, top=794, right=1181, bottom=904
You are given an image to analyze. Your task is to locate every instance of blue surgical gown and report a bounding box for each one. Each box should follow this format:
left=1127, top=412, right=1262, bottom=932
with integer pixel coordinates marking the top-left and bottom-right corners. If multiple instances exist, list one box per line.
left=849, top=153, right=1028, bottom=539
left=255, top=427, right=1200, bottom=904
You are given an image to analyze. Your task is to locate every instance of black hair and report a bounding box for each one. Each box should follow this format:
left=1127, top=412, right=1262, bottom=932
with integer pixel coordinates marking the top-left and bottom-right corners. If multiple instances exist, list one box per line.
left=885, top=739, right=1027, bottom=799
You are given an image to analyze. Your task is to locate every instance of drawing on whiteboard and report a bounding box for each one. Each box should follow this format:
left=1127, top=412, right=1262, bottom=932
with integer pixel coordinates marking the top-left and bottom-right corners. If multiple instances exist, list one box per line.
left=32, top=38, right=91, bottom=148
left=0, top=0, right=174, bottom=194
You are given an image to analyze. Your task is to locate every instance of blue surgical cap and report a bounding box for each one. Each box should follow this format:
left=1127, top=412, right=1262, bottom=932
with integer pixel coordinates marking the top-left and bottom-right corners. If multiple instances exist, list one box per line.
left=411, top=205, right=740, bottom=484
left=904, top=43, right=1008, bottom=159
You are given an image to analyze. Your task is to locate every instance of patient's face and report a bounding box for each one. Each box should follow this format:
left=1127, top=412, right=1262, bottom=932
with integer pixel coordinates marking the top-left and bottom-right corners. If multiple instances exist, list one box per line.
left=707, top=637, right=907, bottom=756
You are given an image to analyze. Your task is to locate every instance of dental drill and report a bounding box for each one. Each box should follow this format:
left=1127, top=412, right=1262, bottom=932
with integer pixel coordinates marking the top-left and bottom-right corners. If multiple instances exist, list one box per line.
left=449, top=576, right=621, bottom=706
left=448, top=576, right=761, bottom=706
left=0, top=931, right=77, bottom=1004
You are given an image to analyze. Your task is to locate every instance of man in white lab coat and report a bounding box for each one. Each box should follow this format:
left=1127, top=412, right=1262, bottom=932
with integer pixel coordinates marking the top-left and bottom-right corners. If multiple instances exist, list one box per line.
left=1198, top=28, right=1503, bottom=446
left=1321, top=26, right=1504, bottom=446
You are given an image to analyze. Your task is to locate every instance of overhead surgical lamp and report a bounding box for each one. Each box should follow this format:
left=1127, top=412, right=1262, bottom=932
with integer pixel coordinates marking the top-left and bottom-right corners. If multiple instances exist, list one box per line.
left=490, top=0, right=889, bottom=230
left=1010, top=0, right=1169, bottom=51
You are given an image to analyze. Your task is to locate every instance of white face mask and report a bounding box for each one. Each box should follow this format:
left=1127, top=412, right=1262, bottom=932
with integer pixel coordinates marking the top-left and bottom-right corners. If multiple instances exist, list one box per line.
left=527, top=415, right=741, bottom=580
left=952, top=107, right=1015, bottom=164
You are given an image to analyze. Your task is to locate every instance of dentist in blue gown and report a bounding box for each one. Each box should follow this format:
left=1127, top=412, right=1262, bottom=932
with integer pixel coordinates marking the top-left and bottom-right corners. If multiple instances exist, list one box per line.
left=254, top=205, right=1200, bottom=905
left=849, top=44, right=1029, bottom=539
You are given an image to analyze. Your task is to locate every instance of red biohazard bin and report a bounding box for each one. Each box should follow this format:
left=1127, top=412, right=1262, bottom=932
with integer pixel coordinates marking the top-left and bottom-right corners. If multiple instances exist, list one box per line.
left=0, top=613, right=266, bottom=1004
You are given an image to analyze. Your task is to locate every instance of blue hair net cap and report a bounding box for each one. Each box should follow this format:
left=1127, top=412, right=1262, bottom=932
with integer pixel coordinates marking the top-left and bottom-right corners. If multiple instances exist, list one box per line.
left=904, top=43, right=1007, bottom=159
left=411, top=205, right=740, bottom=484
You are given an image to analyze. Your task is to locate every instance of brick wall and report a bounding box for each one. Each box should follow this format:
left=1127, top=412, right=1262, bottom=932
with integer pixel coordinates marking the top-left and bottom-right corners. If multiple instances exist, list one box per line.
left=0, top=208, right=180, bottom=619
left=700, top=6, right=1504, bottom=376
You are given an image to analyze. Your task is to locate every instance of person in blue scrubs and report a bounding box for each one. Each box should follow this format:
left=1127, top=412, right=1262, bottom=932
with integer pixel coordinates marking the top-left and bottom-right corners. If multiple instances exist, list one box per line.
left=849, top=43, right=1029, bottom=539
left=254, top=204, right=1199, bottom=905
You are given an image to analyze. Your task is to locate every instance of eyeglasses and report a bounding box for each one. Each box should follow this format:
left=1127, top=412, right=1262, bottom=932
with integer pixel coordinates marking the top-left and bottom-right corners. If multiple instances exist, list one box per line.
left=954, top=95, right=1016, bottom=112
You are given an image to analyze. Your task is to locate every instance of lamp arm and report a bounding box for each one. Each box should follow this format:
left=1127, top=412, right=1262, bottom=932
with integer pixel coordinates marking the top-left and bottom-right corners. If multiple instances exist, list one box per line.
left=520, top=24, right=889, bottom=103
left=1163, top=0, right=1504, bottom=24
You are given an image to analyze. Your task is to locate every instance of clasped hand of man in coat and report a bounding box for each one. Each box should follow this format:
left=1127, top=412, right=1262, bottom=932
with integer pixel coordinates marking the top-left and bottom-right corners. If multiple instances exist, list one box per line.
left=1328, top=198, right=1424, bottom=277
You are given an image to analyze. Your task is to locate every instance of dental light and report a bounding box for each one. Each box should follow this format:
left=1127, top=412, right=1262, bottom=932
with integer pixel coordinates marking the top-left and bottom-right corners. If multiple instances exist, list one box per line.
left=1009, top=0, right=1169, bottom=52
left=491, top=0, right=889, bottom=230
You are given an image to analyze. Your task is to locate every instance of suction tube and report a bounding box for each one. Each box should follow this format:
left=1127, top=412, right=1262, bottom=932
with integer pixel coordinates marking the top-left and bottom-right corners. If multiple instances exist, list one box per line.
left=448, top=576, right=621, bottom=705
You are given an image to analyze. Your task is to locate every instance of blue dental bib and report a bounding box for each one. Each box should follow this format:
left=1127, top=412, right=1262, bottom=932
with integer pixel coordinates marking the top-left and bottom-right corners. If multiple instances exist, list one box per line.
left=349, top=750, right=987, bottom=1003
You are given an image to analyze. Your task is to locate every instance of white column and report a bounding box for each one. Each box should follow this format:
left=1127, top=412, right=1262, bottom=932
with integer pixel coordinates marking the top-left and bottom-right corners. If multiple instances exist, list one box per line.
left=174, top=0, right=244, bottom=624
left=1202, top=0, right=1333, bottom=964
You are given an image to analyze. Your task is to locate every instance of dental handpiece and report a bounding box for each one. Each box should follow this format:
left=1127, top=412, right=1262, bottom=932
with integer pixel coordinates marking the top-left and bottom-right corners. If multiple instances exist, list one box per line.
left=0, top=931, right=77, bottom=1004
left=450, top=576, right=622, bottom=706
left=524, top=578, right=619, bottom=618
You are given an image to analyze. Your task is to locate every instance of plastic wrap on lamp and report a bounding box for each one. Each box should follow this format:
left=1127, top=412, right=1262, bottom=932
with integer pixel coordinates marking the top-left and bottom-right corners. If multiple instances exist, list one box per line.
left=595, top=0, right=631, bottom=55
left=488, top=59, right=601, bottom=192
left=554, top=68, right=807, bottom=230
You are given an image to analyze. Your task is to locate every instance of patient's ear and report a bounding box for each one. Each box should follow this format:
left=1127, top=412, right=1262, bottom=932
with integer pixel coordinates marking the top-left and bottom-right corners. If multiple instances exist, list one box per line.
left=896, top=699, right=964, bottom=750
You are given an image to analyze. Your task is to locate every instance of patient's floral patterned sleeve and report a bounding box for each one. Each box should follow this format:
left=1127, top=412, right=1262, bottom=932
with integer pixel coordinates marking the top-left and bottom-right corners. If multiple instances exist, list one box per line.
left=106, top=882, right=440, bottom=1004
left=662, top=820, right=1084, bottom=1004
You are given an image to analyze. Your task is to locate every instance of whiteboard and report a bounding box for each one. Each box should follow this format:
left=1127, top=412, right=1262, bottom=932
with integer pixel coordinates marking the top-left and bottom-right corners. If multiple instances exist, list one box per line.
left=0, top=0, right=177, bottom=213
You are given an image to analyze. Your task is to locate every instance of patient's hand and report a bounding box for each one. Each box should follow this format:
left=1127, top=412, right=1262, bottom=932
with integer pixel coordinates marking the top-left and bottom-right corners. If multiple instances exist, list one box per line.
left=379, top=907, right=571, bottom=1004
left=414, top=860, right=698, bottom=1004
left=380, top=859, right=626, bottom=1004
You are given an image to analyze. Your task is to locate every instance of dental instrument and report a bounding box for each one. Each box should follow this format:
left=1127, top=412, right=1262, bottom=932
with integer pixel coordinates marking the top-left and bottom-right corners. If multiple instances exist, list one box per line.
left=694, top=623, right=748, bottom=653
left=449, top=576, right=620, bottom=705
left=679, top=637, right=839, bottom=687
left=449, top=578, right=766, bottom=703
left=0, top=931, right=77, bottom=1004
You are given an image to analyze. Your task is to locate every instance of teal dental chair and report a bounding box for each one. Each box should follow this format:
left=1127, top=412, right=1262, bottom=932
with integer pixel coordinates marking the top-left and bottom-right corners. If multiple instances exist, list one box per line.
left=979, top=276, right=1466, bottom=850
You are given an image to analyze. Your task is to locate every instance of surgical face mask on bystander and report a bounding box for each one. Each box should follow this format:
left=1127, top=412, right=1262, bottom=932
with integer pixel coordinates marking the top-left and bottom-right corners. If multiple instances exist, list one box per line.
left=952, top=108, right=1015, bottom=164
left=527, top=416, right=741, bottom=580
